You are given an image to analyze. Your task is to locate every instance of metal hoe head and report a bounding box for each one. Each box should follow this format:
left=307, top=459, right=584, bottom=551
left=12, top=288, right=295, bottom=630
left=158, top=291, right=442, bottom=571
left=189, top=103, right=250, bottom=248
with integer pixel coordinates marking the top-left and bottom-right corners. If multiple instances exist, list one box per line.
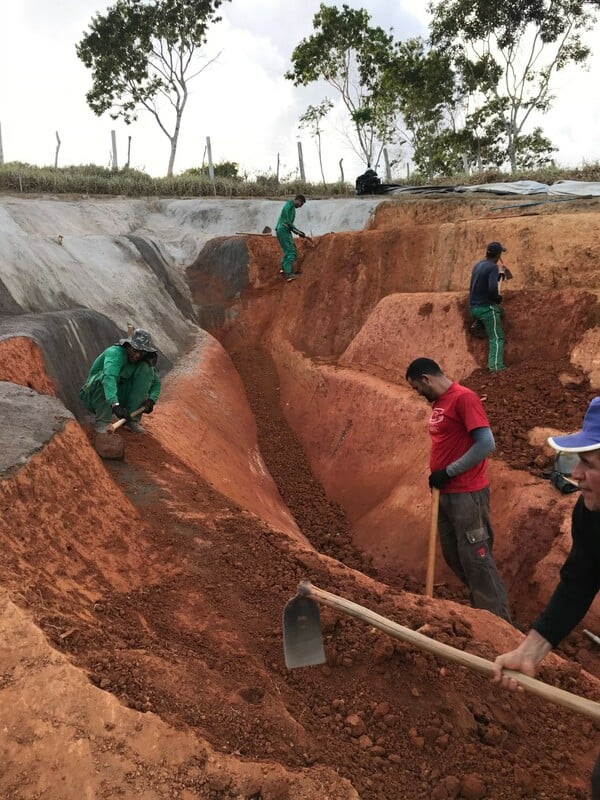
left=282, top=593, right=326, bottom=669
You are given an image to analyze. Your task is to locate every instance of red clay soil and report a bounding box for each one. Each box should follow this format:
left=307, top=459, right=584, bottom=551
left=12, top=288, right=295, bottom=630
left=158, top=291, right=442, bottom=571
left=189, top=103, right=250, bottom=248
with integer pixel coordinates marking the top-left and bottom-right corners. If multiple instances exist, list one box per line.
left=2, top=197, right=600, bottom=798
left=459, top=289, right=598, bottom=473
left=82, top=430, right=600, bottom=799
left=0, top=407, right=596, bottom=799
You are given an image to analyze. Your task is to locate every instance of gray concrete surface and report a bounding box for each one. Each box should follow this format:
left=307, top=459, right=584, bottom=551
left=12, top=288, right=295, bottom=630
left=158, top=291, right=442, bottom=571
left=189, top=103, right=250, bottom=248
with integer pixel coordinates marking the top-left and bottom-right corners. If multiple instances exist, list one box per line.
left=0, top=197, right=380, bottom=361
left=0, top=195, right=383, bottom=471
left=0, top=382, right=73, bottom=477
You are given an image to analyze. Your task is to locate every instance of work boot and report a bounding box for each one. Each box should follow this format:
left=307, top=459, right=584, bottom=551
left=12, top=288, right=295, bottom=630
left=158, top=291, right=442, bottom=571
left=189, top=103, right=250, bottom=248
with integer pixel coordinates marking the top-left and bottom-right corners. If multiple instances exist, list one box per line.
left=124, top=419, right=146, bottom=434
left=94, top=421, right=109, bottom=434
left=285, top=273, right=298, bottom=283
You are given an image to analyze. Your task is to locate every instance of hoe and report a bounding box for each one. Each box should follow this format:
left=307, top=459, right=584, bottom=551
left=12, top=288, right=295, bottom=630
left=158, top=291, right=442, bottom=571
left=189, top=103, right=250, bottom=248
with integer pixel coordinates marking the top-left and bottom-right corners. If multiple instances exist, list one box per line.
left=283, top=581, right=600, bottom=723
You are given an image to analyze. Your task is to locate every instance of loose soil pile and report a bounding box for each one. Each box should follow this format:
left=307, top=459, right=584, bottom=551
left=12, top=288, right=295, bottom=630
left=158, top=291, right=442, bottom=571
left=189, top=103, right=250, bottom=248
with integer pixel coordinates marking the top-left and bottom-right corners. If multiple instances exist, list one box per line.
left=1, top=195, right=600, bottom=799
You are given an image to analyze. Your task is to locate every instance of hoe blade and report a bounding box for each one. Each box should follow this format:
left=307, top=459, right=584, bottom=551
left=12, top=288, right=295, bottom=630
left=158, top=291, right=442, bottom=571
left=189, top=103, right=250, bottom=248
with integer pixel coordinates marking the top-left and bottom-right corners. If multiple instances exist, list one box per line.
left=283, top=594, right=326, bottom=669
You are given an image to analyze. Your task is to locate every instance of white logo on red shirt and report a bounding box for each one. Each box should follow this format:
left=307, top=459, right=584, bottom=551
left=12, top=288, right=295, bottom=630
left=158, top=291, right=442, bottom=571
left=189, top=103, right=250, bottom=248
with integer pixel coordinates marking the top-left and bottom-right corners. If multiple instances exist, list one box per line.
left=430, top=406, right=445, bottom=427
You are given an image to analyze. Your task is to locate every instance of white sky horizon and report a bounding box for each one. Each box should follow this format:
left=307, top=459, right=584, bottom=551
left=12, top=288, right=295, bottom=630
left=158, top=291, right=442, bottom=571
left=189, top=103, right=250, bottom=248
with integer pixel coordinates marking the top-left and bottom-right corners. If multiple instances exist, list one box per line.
left=1, top=0, right=599, bottom=183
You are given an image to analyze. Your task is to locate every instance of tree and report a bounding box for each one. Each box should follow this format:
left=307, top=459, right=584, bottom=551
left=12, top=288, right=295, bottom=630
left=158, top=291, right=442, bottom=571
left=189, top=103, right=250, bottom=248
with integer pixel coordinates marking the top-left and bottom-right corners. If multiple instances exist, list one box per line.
left=429, top=0, right=599, bottom=172
left=181, top=161, right=240, bottom=179
left=76, top=0, right=228, bottom=177
left=299, top=99, right=334, bottom=184
left=380, top=38, right=467, bottom=177
left=286, top=4, right=399, bottom=170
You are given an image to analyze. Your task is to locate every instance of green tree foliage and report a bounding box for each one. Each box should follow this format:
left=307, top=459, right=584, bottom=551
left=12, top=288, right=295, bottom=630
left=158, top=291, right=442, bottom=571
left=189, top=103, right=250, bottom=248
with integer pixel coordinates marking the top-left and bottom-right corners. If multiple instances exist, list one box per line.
left=381, top=38, right=468, bottom=177
left=299, top=99, right=334, bottom=185
left=181, top=161, right=241, bottom=179
left=429, top=0, right=599, bottom=172
left=76, top=0, right=228, bottom=177
left=286, top=4, right=399, bottom=170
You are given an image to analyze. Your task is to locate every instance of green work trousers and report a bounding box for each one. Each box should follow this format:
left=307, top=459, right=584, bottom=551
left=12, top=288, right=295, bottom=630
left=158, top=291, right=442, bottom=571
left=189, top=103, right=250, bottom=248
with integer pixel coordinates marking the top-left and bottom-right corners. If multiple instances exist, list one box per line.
left=79, top=361, right=155, bottom=425
left=276, top=227, right=297, bottom=275
left=470, top=304, right=505, bottom=371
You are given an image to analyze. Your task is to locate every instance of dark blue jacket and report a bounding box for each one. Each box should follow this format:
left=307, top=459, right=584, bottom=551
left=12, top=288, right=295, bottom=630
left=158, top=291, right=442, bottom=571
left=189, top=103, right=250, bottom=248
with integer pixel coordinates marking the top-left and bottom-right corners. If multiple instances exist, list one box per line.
left=469, top=258, right=501, bottom=307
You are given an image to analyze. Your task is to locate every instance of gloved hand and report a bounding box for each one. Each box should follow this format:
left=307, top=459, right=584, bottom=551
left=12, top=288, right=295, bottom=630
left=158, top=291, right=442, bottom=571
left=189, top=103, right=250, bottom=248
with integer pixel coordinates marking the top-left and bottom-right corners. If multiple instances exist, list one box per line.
left=111, top=403, right=129, bottom=420
left=143, top=397, right=155, bottom=414
left=429, top=468, right=451, bottom=489
left=499, top=267, right=513, bottom=281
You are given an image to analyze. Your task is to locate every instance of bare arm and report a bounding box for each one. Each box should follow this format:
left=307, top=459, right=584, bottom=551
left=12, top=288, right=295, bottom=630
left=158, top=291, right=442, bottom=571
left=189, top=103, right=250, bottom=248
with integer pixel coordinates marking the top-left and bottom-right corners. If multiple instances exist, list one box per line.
left=492, top=629, right=553, bottom=690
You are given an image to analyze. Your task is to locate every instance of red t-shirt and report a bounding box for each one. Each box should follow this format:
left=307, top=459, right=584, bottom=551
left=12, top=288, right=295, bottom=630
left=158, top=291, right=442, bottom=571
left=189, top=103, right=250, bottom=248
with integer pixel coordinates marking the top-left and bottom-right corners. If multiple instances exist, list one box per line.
left=428, top=382, right=490, bottom=494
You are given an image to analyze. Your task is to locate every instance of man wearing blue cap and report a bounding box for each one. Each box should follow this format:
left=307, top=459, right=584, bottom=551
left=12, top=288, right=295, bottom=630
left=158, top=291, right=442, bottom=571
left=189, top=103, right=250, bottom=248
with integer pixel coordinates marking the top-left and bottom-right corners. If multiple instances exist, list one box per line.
left=469, top=242, right=512, bottom=372
left=493, top=396, right=600, bottom=798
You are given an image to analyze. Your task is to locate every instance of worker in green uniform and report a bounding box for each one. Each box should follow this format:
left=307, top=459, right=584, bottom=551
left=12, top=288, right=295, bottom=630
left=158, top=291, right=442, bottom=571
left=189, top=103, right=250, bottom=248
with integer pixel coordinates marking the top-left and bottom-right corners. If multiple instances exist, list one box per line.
left=275, top=194, right=306, bottom=281
left=79, top=328, right=161, bottom=434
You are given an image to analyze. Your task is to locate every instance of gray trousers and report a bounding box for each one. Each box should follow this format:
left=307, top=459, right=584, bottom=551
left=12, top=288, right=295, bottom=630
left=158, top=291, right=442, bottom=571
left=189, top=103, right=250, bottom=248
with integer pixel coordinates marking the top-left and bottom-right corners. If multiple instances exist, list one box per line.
left=438, top=488, right=512, bottom=623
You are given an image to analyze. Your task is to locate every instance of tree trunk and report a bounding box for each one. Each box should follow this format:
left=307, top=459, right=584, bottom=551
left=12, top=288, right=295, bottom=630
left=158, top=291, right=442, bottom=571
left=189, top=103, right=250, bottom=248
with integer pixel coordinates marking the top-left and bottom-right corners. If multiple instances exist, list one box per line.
left=317, top=132, right=326, bottom=184
left=167, top=108, right=184, bottom=177
left=167, top=137, right=177, bottom=177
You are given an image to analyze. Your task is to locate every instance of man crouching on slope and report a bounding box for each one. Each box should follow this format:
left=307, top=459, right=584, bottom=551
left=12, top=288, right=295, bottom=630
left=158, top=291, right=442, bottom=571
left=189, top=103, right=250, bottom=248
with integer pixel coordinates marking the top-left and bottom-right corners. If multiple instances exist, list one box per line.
left=80, top=328, right=160, bottom=434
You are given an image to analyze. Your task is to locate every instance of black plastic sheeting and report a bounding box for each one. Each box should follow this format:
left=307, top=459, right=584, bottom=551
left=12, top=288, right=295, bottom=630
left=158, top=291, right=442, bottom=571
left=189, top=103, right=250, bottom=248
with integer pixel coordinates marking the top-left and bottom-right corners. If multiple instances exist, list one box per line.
left=0, top=276, right=22, bottom=315
left=186, top=236, right=250, bottom=331
left=0, top=308, right=171, bottom=419
left=127, top=235, right=196, bottom=320
left=0, top=383, right=74, bottom=477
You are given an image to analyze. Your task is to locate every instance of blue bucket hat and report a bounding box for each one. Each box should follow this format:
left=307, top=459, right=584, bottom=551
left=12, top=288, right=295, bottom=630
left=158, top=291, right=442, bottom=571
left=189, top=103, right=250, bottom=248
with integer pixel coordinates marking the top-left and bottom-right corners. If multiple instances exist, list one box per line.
left=548, top=397, right=600, bottom=453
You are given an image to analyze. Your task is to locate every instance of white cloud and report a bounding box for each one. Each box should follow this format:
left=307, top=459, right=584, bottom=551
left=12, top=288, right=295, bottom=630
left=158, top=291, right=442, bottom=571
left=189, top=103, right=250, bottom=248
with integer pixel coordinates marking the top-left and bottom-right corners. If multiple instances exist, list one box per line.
left=0, top=1, right=598, bottom=182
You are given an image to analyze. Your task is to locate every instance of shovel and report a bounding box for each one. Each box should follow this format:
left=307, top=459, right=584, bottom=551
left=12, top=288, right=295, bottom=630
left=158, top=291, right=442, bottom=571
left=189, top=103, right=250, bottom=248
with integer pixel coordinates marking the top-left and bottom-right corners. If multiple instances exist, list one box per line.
left=425, top=488, right=440, bottom=597
left=282, top=582, right=600, bottom=722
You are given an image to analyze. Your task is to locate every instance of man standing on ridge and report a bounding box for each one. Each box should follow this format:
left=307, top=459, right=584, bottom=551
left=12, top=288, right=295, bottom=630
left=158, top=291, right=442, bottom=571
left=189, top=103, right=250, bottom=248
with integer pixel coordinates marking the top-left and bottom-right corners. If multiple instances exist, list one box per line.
left=275, top=194, right=306, bottom=282
left=406, top=357, right=512, bottom=623
left=469, top=241, right=512, bottom=372
left=493, top=396, right=600, bottom=798
left=79, top=328, right=161, bottom=434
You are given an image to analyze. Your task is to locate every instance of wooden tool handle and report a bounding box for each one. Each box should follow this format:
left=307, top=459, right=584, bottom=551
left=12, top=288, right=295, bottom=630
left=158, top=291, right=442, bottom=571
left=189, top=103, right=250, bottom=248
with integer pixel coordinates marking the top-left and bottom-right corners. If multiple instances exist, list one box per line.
left=106, top=405, right=146, bottom=434
left=298, top=582, right=600, bottom=722
left=426, top=488, right=440, bottom=597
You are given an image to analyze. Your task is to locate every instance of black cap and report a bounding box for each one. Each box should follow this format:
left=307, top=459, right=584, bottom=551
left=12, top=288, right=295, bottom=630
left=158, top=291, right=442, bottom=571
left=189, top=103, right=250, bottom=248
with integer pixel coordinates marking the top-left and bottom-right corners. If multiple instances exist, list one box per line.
left=486, top=241, right=506, bottom=256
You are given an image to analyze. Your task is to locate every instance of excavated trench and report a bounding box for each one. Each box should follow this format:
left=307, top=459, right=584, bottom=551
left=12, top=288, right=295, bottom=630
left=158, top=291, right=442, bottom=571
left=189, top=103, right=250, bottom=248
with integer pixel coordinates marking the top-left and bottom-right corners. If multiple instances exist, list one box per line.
left=0, top=195, right=599, bottom=799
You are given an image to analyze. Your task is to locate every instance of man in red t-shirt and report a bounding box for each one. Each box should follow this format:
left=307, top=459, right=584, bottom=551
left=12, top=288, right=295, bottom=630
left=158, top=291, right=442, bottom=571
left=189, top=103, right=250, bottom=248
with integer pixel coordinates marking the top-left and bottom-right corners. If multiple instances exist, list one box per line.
left=406, top=357, right=511, bottom=622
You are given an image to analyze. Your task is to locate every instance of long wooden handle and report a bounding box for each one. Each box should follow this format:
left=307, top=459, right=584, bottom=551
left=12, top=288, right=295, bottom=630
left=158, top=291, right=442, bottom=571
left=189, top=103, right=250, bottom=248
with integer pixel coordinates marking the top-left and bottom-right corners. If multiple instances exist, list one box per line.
left=106, top=405, right=146, bottom=434
left=298, top=582, right=600, bottom=722
left=426, top=488, right=440, bottom=597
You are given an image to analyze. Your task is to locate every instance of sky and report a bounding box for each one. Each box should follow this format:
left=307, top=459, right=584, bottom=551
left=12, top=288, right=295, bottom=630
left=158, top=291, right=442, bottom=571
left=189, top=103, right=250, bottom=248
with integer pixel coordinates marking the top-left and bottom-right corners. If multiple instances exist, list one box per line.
left=1, top=0, right=599, bottom=182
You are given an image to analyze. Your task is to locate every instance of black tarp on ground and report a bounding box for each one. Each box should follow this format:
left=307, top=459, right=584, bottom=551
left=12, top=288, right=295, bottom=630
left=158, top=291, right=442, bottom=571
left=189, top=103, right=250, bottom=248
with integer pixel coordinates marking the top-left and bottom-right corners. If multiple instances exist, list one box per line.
left=186, top=236, right=250, bottom=331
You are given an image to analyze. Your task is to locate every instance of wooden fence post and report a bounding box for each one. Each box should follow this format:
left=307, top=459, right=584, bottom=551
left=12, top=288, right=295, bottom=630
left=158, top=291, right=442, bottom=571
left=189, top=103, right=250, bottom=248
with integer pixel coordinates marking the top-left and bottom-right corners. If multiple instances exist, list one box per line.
left=206, top=136, right=216, bottom=195
left=54, top=132, right=61, bottom=168
left=111, top=130, right=118, bottom=170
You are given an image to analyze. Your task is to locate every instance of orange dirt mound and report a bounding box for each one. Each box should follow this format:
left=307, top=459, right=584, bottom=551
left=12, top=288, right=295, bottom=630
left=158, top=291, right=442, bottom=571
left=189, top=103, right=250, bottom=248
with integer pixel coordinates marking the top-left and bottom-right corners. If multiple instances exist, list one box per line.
left=2, top=195, right=600, bottom=799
